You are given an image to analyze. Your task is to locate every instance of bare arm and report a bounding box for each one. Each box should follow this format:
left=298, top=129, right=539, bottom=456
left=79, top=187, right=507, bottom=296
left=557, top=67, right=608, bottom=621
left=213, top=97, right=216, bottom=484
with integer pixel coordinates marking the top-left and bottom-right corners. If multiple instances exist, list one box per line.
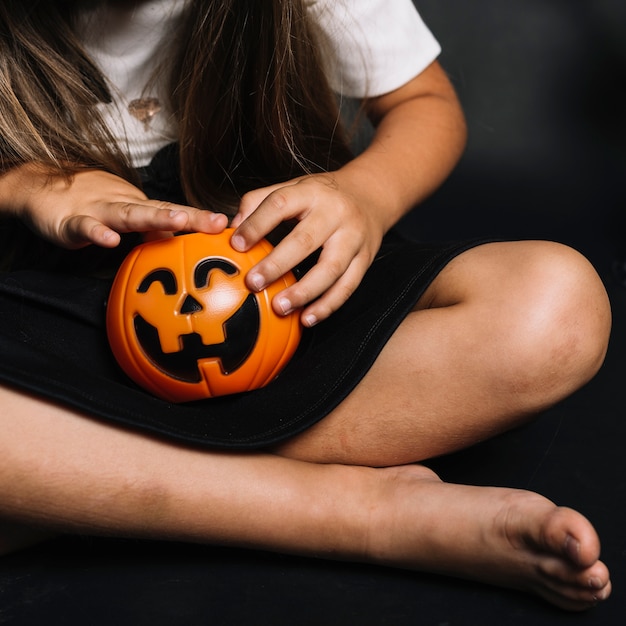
left=230, top=61, right=466, bottom=326
left=344, top=59, right=467, bottom=232
left=0, top=165, right=228, bottom=249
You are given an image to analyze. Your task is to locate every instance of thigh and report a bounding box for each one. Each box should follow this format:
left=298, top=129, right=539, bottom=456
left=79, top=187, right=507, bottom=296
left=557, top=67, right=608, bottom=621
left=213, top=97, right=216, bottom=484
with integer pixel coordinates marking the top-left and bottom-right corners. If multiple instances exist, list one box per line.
left=272, top=241, right=610, bottom=466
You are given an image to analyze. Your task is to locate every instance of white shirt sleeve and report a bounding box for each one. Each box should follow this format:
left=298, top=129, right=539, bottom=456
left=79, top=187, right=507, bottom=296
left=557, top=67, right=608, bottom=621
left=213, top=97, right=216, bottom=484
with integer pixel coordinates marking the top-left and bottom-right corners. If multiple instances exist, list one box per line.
left=306, top=0, right=441, bottom=98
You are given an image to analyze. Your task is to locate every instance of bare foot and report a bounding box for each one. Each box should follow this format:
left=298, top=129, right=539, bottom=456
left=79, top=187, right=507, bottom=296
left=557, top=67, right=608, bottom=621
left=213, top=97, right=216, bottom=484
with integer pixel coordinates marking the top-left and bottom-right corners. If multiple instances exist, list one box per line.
left=368, top=465, right=611, bottom=611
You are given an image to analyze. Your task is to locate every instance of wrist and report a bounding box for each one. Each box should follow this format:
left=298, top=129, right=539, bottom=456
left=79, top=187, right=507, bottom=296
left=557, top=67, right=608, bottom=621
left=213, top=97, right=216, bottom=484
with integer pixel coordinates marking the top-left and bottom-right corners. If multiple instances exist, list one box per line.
left=333, top=163, right=405, bottom=236
left=0, top=163, right=52, bottom=219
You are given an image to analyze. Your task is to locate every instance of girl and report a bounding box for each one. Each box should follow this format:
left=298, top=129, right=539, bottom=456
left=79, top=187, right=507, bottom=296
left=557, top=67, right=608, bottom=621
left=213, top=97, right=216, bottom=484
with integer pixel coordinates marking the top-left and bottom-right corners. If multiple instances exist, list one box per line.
left=0, top=0, right=612, bottom=611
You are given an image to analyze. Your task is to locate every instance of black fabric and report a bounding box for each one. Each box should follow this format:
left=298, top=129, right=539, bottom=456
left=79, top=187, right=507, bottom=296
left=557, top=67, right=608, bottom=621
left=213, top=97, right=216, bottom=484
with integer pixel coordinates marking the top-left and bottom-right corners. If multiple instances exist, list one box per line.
left=0, top=232, right=487, bottom=448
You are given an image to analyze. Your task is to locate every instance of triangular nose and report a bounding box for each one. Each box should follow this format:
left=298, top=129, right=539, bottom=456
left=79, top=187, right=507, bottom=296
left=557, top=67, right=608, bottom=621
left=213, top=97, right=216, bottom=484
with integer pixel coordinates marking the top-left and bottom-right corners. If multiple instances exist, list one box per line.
left=180, top=294, right=202, bottom=314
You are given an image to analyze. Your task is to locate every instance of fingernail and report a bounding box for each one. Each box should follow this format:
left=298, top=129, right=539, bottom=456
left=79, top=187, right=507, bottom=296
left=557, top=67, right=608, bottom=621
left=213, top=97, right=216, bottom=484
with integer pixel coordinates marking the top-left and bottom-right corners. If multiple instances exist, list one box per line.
left=303, top=313, right=318, bottom=327
left=231, top=234, right=245, bottom=251
left=277, top=297, right=292, bottom=315
left=169, top=210, right=180, bottom=218
left=248, top=272, right=265, bottom=292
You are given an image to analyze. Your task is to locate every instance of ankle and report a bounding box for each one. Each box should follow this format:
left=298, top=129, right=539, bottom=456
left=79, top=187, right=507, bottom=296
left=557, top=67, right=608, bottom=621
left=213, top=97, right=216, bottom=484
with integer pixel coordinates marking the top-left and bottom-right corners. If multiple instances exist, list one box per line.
left=359, top=464, right=442, bottom=565
left=266, top=462, right=397, bottom=563
left=303, top=463, right=382, bottom=561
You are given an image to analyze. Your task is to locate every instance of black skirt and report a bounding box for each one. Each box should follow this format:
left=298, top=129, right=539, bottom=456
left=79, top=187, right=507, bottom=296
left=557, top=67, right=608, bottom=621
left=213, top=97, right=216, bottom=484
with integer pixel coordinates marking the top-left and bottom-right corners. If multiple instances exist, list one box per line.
left=0, top=232, right=488, bottom=449
left=0, top=146, right=489, bottom=449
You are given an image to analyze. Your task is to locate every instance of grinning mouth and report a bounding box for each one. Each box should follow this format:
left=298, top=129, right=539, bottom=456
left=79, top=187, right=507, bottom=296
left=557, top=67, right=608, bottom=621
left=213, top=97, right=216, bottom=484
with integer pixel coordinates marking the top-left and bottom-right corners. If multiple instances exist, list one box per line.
left=133, top=293, right=260, bottom=383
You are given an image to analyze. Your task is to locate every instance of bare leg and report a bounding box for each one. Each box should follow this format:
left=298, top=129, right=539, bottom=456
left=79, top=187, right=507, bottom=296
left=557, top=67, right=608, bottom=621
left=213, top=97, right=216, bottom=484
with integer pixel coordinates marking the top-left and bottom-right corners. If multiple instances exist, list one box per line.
left=0, top=241, right=612, bottom=610
left=274, top=241, right=611, bottom=464
left=0, top=386, right=611, bottom=611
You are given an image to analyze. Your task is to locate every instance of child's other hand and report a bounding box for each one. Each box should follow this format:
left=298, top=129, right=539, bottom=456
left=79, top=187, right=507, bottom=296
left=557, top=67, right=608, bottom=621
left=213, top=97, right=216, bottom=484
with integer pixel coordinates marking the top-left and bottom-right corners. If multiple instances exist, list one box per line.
left=230, top=174, right=384, bottom=327
left=3, top=166, right=227, bottom=248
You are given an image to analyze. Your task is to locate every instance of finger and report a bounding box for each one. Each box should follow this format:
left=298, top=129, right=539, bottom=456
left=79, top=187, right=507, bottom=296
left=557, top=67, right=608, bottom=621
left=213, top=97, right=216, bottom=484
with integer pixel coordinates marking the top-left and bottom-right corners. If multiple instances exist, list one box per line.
left=97, top=202, right=184, bottom=234
left=271, top=239, right=367, bottom=317
left=135, top=208, right=228, bottom=243
left=233, top=178, right=309, bottom=228
left=180, top=207, right=229, bottom=234
left=294, top=257, right=369, bottom=327
left=63, top=214, right=121, bottom=249
left=136, top=200, right=228, bottom=234
left=104, top=201, right=221, bottom=235
left=231, top=183, right=302, bottom=251
left=244, top=219, right=332, bottom=293
left=231, top=185, right=281, bottom=229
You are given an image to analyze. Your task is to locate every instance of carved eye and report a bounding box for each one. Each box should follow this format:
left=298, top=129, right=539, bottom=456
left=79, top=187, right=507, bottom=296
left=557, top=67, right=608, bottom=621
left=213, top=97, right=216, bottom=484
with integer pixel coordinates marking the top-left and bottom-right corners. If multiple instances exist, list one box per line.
left=137, top=269, right=177, bottom=295
left=194, top=259, right=238, bottom=289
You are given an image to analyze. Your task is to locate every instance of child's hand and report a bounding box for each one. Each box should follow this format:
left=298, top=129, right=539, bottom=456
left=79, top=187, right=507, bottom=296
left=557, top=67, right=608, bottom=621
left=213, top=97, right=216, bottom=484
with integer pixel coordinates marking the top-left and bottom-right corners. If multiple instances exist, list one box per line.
left=2, top=166, right=228, bottom=248
left=230, top=174, right=385, bottom=327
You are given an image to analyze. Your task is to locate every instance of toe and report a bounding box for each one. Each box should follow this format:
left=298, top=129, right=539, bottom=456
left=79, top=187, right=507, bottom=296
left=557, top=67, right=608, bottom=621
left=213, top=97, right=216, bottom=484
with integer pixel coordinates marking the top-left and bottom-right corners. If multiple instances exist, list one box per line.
left=532, top=553, right=612, bottom=611
left=540, top=507, right=601, bottom=568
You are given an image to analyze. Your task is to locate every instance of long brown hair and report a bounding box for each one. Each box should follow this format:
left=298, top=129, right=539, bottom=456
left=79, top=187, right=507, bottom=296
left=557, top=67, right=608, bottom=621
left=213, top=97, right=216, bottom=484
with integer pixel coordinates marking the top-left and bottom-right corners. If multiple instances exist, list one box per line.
left=0, top=0, right=136, bottom=180
left=0, top=0, right=353, bottom=215
left=173, top=0, right=354, bottom=214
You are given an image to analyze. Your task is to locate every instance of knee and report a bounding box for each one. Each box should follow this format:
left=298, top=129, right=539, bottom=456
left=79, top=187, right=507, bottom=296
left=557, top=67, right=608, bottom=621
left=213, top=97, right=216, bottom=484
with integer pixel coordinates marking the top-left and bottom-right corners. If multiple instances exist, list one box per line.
left=493, top=241, right=611, bottom=403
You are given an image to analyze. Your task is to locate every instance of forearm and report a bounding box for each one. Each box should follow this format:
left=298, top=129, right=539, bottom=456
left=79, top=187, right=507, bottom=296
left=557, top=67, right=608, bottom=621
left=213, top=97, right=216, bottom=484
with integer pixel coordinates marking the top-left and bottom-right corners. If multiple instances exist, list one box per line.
left=335, top=61, right=467, bottom=234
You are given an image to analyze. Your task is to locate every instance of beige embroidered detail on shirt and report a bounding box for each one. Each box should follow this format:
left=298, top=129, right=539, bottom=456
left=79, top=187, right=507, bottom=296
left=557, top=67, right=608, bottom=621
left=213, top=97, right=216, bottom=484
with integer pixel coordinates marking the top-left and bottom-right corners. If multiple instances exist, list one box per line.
left=128, top=97, right=162, bottom=131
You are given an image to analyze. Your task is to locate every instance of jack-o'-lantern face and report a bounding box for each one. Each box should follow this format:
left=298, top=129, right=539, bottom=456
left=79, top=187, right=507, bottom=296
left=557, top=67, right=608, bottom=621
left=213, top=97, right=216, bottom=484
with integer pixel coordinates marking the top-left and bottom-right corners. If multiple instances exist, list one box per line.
left=106, top=230, right=302, bottom=402
left=133, top=258, right=260, bottom=383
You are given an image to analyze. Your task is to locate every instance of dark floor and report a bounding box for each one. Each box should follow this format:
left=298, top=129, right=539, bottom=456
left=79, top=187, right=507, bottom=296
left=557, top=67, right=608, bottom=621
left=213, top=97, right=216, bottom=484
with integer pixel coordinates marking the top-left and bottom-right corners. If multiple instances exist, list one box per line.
left=1, top=1, right=626, bottom=624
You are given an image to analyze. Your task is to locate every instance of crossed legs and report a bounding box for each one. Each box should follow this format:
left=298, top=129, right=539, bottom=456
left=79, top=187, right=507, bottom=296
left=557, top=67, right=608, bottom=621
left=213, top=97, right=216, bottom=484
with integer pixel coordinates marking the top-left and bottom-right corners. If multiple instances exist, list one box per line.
left=274, top=240, right=611, bottom=464
left=0, top=241, right=612, bottom=610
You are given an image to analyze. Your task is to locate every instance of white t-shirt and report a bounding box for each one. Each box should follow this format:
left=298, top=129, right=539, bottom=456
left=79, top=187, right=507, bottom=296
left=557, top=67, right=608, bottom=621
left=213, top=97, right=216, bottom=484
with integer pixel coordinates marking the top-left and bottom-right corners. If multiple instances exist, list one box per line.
left=307, top=0, right=440, bottom=98
left=78, top=0, right=440, bottom=167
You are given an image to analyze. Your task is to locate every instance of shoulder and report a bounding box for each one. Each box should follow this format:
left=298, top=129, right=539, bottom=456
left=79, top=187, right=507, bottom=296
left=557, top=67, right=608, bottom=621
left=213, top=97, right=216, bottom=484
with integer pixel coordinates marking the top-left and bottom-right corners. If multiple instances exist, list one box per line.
left=305, top=0, right=442, bottom=98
